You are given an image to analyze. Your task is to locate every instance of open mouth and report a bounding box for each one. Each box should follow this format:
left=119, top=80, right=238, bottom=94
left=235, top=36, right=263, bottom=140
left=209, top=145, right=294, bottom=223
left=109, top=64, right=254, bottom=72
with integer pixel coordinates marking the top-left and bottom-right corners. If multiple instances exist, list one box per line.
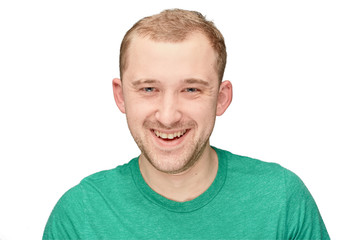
left=152, top=129, right=188, bottom=141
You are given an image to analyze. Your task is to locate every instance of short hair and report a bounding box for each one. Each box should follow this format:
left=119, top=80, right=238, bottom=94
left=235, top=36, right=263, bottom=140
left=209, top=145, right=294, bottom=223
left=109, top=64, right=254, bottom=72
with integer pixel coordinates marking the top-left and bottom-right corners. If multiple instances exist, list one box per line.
left=119, top=9, right=227, bottom=82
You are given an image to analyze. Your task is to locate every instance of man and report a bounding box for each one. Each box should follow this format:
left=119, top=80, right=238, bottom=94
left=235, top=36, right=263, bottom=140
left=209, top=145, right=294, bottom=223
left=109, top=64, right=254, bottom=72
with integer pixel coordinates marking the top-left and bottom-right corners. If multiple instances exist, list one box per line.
left=43, top=9, right=329, bottom=239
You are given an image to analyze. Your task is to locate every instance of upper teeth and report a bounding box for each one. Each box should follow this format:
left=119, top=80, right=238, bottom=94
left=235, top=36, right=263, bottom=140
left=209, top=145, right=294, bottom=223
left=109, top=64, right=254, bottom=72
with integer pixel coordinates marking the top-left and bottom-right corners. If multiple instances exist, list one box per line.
left=154, top=130, right=187, bottom=139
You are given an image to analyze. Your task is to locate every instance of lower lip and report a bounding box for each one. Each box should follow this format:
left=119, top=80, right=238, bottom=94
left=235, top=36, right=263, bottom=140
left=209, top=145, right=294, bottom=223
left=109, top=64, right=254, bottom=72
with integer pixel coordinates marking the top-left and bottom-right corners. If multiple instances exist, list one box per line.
left=151, top=130, right=189, bottom=149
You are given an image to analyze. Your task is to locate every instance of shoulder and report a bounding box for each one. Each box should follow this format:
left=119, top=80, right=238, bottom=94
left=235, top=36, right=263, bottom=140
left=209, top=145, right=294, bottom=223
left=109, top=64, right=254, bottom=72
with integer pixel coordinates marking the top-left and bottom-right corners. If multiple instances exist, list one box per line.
left=215, top=147, right=288, bottom=177
left=43, top=159, right=138, bottom=239
left=215, top=148, right=329, bottom=239
left=52, top=157, right=138, bottom=206
left=70, top=159, right=137, bottom=199
left=80, top=160, right=134, bottom=186
left=215, top=147, right=309, bottom=200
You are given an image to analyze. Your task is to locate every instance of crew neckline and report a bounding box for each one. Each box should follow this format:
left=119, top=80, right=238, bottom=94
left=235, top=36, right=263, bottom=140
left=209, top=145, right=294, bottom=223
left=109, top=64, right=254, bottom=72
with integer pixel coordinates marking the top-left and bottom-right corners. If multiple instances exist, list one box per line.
left=130, top=147, right=227, bottom=213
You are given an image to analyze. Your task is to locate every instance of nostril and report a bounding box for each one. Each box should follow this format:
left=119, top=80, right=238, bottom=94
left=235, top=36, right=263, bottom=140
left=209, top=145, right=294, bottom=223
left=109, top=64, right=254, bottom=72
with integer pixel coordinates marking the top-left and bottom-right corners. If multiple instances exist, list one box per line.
left=154, top=108, right=182, bottom=127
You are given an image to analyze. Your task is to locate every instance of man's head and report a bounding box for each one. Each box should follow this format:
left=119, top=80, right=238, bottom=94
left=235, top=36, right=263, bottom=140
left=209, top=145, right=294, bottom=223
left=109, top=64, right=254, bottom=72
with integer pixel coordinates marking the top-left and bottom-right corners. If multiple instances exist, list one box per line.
left=113, top=9, right=232, bottom=174
left=119, top=9, right=227, bottom=83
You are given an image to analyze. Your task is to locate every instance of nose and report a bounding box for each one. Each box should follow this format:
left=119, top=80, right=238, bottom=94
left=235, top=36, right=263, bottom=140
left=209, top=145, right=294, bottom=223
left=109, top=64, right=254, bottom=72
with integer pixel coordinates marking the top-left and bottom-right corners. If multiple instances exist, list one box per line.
left=155, top=92, right=182, bottom=127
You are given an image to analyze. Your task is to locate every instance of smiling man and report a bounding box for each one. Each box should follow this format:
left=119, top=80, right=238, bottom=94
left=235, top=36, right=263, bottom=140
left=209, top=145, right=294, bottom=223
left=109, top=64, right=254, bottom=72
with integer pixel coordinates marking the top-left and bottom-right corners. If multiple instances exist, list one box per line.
left=43, top=9, right=329, bottom=239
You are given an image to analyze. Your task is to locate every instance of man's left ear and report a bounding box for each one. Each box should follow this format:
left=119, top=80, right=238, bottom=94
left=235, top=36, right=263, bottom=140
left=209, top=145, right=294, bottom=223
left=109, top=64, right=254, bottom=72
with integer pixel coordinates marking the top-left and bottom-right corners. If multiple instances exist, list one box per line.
left=216, top=80, right=233, bottom=116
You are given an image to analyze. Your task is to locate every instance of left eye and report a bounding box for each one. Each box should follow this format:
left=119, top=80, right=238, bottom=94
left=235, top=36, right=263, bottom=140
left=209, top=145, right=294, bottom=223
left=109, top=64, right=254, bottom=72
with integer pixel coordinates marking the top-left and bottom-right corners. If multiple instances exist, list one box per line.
left=143, top=87, right=155, bottom=92
left=185, top=88, right=198, bottom=93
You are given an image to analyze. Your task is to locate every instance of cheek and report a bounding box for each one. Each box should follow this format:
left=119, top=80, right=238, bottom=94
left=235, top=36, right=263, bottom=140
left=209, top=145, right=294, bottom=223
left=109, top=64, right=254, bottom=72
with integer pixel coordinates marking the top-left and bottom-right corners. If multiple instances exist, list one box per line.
left=185, top=100, right=217, bottom=123
left=124, top=99, right=155, bottom=124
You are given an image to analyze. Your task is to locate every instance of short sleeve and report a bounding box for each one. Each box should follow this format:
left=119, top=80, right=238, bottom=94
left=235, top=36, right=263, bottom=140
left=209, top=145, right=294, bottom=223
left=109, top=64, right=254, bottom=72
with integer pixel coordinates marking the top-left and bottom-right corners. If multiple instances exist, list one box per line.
left=284, top=170, right=330, bottom=240
left=43, top=185, right=85, bottom=240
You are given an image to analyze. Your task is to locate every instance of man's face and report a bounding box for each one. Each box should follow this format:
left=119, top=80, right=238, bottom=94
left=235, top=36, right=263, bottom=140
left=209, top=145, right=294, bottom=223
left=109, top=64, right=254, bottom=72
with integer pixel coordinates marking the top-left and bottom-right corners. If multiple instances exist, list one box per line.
left=115, top=33, right=230, bottom=174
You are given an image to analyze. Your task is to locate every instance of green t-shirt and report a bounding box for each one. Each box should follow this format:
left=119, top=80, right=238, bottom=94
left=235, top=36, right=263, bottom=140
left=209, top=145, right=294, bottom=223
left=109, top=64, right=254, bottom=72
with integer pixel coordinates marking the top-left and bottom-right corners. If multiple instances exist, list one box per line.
left=43, top=147, right=329, bottom=239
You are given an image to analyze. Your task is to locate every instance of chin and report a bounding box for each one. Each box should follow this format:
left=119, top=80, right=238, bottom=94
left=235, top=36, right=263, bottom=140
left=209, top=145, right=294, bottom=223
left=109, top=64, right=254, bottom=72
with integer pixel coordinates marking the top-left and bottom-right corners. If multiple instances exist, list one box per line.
left=142, top=140, right=209, bottom=175
left=151, top=158, right=195, bottom=174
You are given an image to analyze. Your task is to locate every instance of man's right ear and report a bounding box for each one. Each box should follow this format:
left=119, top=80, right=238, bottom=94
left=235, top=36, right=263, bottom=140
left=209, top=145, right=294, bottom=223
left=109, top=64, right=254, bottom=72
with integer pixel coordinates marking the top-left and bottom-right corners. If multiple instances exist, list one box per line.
left=112, top=78, right=126, bottom=113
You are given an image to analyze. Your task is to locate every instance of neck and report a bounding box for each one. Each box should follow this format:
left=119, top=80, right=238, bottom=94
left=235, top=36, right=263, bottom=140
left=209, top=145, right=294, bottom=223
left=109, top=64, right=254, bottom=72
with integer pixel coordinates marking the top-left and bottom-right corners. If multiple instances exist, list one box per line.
left=139, top=145, right=218, bottom=202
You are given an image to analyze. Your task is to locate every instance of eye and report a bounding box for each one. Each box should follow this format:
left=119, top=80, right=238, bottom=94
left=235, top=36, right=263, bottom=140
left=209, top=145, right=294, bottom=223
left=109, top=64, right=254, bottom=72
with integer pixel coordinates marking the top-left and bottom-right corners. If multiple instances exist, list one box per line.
left=184, top=88, right=199, bottom=93
left=142, top=87, right=155, bottom=92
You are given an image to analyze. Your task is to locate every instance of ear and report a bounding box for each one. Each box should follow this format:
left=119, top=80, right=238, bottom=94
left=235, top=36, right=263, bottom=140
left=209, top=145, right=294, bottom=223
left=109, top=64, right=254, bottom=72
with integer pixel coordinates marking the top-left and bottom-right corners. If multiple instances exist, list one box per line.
left=216, top=80, right=233, bottom=116
left=112, top=78, right=126, bottom=113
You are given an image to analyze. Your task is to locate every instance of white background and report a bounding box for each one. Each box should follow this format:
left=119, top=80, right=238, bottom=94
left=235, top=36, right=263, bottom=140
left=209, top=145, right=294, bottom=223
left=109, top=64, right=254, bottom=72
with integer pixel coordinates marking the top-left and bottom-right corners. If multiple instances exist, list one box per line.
left=0, top=0, right=359, bottom=239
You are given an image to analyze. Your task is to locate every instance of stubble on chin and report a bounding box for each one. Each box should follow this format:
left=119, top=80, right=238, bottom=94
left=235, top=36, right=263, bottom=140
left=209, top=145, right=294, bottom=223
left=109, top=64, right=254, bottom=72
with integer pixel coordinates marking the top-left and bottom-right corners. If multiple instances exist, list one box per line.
left=132, top=122, right=210, bottom=175
left=128, top=115, right=214, bottom=174
left=141, top=139, right=208, bottom=175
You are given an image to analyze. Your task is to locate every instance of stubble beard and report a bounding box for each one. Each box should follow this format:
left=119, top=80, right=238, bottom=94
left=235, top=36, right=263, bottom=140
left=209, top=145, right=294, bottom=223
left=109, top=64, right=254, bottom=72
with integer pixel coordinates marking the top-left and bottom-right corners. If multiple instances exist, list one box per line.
left=132, top=120, right=212, bottom=175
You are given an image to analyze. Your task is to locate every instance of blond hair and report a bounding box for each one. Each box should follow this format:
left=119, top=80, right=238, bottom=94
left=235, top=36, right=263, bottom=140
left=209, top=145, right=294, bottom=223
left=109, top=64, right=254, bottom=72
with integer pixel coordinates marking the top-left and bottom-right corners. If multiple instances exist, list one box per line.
left=119, top=9, right=227, bottom=82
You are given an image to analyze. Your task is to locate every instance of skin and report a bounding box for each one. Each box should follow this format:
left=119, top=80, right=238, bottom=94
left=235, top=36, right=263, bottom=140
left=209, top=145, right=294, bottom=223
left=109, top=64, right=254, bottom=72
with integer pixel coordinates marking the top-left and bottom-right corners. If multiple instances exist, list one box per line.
left=113, top=32, right=232, bottom=202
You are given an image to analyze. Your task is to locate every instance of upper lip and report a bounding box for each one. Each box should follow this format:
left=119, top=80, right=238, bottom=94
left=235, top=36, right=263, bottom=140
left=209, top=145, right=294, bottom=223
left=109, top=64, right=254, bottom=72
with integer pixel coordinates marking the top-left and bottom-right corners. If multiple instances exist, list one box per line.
left=151, top=129, right=188, bottom=134
left=153, top=129, right=188, bottom=139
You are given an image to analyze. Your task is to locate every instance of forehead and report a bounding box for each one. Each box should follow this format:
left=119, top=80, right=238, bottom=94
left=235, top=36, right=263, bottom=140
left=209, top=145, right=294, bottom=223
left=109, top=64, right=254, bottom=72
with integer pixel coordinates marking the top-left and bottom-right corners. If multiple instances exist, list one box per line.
left=123, top=33, right=218, bottom=84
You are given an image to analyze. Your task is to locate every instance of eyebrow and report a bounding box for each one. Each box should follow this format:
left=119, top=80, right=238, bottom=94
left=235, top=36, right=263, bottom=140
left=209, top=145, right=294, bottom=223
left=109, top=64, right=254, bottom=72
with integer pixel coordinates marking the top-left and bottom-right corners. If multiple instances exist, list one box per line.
left=183, top=78, right=210, bottom=86
left=131, top=78, right=210, bottom=86
left=131, top=79, right=160, bottom=86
